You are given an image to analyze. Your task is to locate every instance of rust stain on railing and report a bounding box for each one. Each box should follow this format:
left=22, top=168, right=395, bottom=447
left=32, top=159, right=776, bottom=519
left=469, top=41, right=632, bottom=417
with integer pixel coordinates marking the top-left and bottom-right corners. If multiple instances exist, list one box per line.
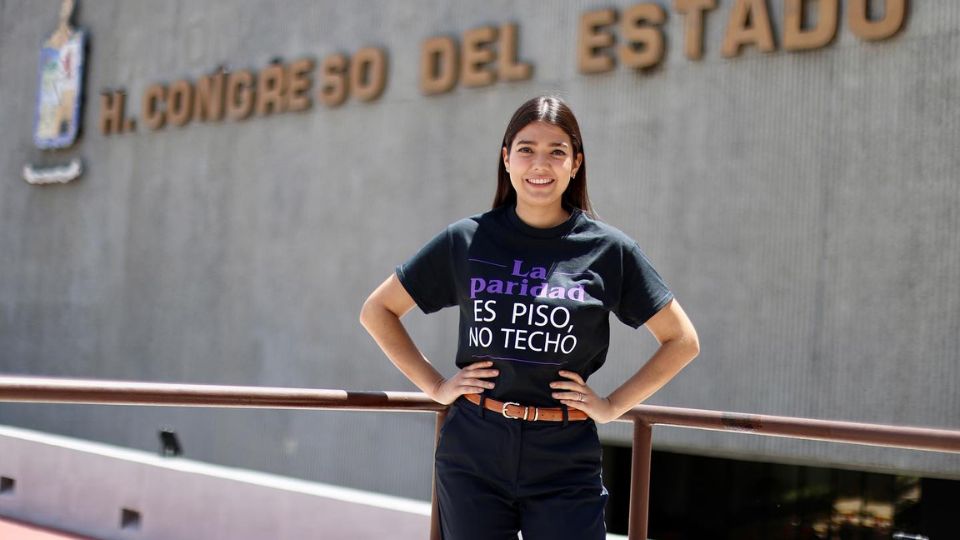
left=2, top=376, right=959, bottom=540
left=720, top=413, right=763, bottom=431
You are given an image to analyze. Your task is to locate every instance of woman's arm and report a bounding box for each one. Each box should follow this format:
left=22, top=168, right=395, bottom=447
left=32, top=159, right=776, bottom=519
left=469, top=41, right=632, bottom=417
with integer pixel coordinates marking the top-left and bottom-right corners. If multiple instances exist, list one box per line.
left=605, top=298, right=700, bottom=418
left=359, top=273, right=498, bottom=404
left=551, top=298, right=700, bottom=423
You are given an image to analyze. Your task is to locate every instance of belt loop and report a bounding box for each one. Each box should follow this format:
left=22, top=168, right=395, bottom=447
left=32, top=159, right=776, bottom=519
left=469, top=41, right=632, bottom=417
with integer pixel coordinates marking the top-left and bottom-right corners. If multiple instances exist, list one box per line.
left=561, top=404, right=569, bottom=427
left=478, top=393, right=486, bottom=419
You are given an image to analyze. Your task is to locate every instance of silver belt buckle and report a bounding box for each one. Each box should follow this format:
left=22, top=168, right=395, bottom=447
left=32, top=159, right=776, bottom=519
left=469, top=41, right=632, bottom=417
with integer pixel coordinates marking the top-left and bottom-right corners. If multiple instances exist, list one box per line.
left=501, top=401, right=521, bottom=419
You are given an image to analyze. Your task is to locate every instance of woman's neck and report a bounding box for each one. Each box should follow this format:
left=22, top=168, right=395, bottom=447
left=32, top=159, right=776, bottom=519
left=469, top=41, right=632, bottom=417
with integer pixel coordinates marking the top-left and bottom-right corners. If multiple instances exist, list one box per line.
left=514, top=202, right=571, bottom=229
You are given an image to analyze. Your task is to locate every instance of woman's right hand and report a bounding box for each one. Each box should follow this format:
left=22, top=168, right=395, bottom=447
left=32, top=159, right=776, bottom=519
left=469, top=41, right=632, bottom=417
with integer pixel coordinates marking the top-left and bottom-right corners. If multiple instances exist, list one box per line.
left=430, top=361, right=499, bottom=405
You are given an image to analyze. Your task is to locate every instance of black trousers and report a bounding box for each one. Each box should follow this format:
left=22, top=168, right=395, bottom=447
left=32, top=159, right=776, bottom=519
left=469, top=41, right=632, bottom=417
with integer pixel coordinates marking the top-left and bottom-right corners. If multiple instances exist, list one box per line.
left=435, top=396, right=608, bottom=540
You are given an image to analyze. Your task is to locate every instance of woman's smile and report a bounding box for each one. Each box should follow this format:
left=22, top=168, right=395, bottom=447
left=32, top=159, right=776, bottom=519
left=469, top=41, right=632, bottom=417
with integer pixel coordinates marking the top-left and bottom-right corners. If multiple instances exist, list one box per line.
left=525, top=176, right=556, bottom=186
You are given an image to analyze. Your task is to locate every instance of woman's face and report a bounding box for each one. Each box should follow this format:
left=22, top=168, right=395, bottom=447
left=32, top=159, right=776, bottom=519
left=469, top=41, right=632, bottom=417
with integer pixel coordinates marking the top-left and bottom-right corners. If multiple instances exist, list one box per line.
left=502, top=121, right=582, bottom=214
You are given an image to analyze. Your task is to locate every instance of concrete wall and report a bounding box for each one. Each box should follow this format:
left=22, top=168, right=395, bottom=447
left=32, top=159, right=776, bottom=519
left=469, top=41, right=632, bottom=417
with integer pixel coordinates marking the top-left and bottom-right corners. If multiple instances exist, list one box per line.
left=0, top=425, right=430, bottom=540
left=1, top=0, right=958, bottom=505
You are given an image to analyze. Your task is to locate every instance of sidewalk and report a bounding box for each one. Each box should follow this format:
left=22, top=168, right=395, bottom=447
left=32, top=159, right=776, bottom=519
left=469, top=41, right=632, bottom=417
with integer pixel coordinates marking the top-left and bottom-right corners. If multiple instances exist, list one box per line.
left=0, top=517, right=96, bottom=540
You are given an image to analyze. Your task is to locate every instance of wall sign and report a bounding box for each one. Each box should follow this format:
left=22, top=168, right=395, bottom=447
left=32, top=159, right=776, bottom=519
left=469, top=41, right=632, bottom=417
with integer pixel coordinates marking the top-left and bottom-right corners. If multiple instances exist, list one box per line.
left=25, top=0, right=86, bottom=185
left=34, top=0, right=86, bottom=149
left=97, top=0, right=908, bottom=137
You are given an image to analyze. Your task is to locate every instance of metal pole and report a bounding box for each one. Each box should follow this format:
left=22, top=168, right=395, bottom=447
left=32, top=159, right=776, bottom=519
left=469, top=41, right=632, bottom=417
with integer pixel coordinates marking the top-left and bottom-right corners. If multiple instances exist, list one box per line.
left=628, top=420, right=653, bottom=540
left=430, top=408, right=447, bottom=540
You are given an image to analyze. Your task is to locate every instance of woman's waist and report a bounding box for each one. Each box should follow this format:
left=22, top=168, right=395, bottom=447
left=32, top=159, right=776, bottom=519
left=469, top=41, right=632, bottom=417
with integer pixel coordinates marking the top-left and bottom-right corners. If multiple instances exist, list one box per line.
left=457, top=353, right=596, bottom=406
left=485, top=387, right=556, bottom=408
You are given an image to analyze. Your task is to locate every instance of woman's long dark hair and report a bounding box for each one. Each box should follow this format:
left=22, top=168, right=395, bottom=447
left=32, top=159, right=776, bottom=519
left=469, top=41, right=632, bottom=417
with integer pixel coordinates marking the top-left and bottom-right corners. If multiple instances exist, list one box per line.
left=493, top=95, right=596, bottom=219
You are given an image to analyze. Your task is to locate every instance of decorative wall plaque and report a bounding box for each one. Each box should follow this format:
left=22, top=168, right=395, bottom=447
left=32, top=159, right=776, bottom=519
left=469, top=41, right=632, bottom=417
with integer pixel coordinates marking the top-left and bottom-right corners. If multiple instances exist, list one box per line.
left=34, top=0, right=85, bottom=150
left=24, top=0, right=85, bottom=185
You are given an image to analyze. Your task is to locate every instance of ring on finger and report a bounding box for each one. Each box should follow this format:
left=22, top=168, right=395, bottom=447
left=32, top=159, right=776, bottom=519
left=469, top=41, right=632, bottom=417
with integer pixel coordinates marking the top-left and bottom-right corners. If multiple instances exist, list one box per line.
left=577, top=391, right=583, bottom=402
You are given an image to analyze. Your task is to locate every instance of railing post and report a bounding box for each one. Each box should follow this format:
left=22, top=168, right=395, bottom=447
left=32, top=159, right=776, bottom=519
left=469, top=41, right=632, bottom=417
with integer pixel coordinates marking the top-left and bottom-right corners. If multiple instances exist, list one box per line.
left=628, top=419, right=653, bottom=540
left=430, top=408, right=447, bottom=540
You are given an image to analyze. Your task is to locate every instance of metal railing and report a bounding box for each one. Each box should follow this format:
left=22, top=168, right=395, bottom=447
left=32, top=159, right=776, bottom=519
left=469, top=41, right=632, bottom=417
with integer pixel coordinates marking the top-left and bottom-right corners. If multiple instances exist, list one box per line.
left=1, top=375, right=959, bottom=540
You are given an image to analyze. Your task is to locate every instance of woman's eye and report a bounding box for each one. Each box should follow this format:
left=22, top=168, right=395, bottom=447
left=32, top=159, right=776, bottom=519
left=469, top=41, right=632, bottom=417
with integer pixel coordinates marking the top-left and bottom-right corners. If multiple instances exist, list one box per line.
left=552, top=150, right=567, bottom=156
left=517, top=147, right=532, bottom=153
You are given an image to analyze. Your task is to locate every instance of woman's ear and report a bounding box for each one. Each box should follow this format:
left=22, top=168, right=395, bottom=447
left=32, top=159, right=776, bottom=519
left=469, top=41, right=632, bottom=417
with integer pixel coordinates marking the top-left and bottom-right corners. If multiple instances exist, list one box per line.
left=502, top=146, right=510, bottom=171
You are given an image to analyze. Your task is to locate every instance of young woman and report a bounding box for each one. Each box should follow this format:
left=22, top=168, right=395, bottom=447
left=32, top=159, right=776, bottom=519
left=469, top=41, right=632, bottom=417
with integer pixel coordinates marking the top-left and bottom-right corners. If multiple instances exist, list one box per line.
left=360, top=95, right=699, bottom=539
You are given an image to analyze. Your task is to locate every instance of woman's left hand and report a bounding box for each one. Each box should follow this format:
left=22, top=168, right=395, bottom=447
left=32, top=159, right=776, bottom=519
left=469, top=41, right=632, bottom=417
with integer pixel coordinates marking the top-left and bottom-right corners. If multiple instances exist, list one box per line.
left=550, top=370, right=620, bottom=424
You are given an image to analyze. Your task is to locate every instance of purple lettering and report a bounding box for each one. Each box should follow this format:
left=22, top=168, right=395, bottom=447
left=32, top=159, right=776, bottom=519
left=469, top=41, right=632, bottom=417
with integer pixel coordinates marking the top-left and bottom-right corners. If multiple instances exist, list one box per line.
left=470, top=277, right=486, bottom=298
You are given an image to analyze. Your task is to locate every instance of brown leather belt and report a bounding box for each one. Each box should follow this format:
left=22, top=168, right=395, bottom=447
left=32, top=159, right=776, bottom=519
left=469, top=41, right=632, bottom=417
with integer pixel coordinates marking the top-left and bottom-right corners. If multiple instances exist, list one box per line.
left=463, top=393, right=589, bottom=422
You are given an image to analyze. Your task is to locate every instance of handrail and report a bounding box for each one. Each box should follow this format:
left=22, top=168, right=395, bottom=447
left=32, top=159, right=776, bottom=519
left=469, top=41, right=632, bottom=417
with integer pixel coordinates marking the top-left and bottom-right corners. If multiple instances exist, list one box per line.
left=2, top=375, right=959, bottom=540
left=0, top=376, right=445, bottom=412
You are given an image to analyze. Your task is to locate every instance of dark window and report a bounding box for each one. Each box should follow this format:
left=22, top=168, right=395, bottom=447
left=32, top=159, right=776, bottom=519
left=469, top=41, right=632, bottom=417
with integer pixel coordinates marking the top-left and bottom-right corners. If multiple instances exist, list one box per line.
left=601, top=444, right=955, bottom=539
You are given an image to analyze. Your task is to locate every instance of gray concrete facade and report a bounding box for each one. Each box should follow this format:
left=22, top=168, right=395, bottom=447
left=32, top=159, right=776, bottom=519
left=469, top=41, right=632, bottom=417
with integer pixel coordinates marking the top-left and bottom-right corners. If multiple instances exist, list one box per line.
left=1, top=0, right=958, bottom=508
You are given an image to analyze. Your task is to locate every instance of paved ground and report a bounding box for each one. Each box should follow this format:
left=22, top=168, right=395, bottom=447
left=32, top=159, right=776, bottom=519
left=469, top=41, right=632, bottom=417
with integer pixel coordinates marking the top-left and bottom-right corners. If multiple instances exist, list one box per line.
left=0, top=518, right=94, bottom=539
left=0, top=515, right=634, bottom=539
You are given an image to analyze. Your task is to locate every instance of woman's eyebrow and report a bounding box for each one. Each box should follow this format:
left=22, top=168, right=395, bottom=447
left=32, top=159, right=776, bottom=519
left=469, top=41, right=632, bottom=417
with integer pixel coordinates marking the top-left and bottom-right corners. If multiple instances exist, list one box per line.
left=515, top=139, right=570, bottom=147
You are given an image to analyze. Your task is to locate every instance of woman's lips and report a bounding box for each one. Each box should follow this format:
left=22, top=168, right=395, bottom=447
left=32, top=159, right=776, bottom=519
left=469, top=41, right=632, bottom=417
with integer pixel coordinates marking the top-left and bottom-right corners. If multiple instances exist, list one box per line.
left=525, top=177, right=555, bottom=187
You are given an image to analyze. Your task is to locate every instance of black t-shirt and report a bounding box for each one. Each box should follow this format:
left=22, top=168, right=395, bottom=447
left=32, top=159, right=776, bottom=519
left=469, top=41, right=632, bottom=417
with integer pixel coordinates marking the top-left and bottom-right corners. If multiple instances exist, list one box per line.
left=396, top=203, right=674, bottom=407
